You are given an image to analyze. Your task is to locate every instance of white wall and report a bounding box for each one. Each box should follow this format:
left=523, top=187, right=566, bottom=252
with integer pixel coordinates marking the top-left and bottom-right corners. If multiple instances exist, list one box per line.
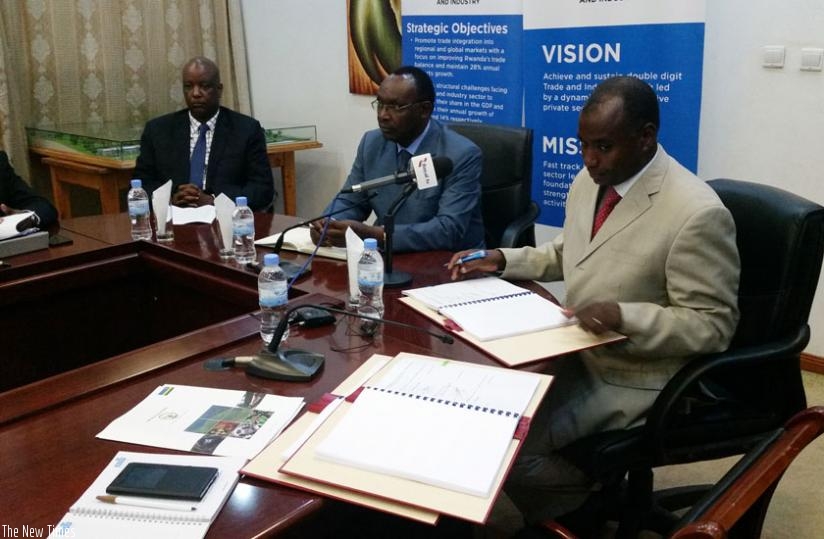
left=241, top=0, right=824, bottom=356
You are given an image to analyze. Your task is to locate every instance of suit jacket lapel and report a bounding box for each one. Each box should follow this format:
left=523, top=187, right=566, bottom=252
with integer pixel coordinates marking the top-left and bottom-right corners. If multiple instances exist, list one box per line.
left=174, top=112, right=191, bottom=181
left=206, top=108, right=230, bottom=184
left=577, top=147, right=668, bottom=263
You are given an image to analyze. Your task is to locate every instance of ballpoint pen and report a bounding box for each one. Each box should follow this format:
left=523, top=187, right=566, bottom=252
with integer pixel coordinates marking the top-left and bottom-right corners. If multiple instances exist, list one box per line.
left=456, top=249, right=487, bottom=265
left=96, top=495, right=197, bottom=512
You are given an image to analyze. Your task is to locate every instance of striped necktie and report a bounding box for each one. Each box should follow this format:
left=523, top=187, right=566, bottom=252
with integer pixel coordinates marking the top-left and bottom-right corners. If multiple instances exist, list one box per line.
left=189, top=123, right=209, bottom=189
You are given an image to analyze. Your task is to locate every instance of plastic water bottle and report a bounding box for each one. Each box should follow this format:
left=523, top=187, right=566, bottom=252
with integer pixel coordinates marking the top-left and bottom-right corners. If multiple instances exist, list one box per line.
left=357, top=238, right=385, bottom=331
left=127, top=179, right=152, bottom=240
left=232, top=196, right=256, bottom=264
left=258, top=253, right=289, bottom=345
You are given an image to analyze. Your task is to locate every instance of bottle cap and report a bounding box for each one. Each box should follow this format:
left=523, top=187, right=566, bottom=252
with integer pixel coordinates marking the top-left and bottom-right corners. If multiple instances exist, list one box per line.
left=364, top=238, right=378, bottom=250
left=236, top=196, right=248, bottom=207
left=130, top=179, right=142, bottom=189
left=263, top=253, right=279, bottom=266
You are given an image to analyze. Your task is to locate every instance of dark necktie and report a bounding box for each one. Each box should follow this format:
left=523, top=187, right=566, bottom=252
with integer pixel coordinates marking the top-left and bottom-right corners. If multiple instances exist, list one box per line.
left=591, top=186, right=622, bottom=238
left=189, top=123, right=209, bottom=188
left=397, top=149, right=412, bottom=173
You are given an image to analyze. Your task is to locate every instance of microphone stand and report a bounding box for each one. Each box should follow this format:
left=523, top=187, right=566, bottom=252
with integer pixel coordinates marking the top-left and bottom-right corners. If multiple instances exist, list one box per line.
left=206, top=302, right=454, bottom=381
left=382, top=182, right=416, bottom=288
left=266, top=194, right=376, bottom=280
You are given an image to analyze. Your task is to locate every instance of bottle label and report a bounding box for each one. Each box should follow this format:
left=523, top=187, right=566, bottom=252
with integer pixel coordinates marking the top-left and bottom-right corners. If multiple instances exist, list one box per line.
left=259, top=282, right=288, bottom=308
left=358, top=268, right=383, bottom=287
left=233, top=223, right=254, bottom=236
left=128, top=199, right=149, bottom=216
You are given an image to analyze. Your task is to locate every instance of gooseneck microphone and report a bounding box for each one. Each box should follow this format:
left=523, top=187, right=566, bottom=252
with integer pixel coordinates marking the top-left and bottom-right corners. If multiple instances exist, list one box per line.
left=341, top=156, right=454, bottom=193
left=211, top=303, right=454, bottom=382
left=271, top=193, right=377, bottom=254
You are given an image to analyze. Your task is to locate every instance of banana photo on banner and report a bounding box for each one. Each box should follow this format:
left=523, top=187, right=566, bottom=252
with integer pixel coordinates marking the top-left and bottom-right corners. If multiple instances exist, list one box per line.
left=348, top=0, right=402, bottom=95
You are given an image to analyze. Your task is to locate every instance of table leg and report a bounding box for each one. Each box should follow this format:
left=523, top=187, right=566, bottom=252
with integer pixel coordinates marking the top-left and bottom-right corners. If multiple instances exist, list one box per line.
left=280, top=151, right=297, bottom=216
left=49, top=168, right=73, bottom=220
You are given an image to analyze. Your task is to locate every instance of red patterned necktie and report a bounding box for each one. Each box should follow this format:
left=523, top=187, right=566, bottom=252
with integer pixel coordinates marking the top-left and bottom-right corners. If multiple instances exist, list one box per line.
left=591, top=186, right=621, bottom=238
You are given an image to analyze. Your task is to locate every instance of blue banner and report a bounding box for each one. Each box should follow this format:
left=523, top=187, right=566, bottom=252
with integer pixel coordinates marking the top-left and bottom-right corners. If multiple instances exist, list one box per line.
left=524, top=22, right=705, bottom=226
left=402, top=14, right=524, bottom=126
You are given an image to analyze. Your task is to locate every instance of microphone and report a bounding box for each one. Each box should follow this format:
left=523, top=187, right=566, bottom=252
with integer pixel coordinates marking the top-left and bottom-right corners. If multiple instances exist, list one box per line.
left=341, top=156, right=453, bottom=193
left=215, top=303, right=454, bottom=382
left=270, top=193, right=377, bottom=254
left=265, top=193, right=377, bottom=280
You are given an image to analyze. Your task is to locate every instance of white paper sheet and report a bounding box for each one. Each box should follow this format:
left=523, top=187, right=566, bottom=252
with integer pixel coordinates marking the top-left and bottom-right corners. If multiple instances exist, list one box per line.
left=172, top=205, right=216, bottom=225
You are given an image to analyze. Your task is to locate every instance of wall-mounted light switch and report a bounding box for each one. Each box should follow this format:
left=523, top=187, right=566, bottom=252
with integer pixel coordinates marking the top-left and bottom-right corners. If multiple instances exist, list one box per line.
left=762, top=45, right=785, bottom=68
left=800, top=47, right=823, bottom=71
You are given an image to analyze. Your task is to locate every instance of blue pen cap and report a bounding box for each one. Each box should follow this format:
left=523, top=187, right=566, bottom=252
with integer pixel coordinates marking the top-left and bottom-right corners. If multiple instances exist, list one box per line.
left=263, top=253, right=279, bottom=267
left=236, top=196, right=248, bottom=207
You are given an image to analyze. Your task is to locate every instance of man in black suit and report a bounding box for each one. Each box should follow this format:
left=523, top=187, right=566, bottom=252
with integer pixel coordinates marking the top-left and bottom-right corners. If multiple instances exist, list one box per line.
left=0, top=151, right=58, bottom=230
left=133, top=56, right=274, bottom=211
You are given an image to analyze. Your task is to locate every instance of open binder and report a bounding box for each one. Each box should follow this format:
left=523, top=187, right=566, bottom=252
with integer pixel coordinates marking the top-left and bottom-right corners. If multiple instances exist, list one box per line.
left=403, top=277, right=575, bottom=341
left=400, top=277, right=626, bottom=367
left=242, top=352, right=553, bottom=524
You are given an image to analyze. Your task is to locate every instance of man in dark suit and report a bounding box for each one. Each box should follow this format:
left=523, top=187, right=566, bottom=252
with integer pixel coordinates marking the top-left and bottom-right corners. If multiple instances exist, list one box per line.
left=133, top=56, right=274, bottom=211
left=0, top=151, right=58, bottom=230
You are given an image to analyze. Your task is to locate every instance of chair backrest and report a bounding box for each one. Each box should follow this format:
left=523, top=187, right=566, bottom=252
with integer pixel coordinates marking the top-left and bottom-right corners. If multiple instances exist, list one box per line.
left=708, top=179, right=824, bottom=347
left=447, top=122, right=537, bottom=248
left=670, top=406, right=824, bottom=539
left=702, top=179, right=824, bottom=434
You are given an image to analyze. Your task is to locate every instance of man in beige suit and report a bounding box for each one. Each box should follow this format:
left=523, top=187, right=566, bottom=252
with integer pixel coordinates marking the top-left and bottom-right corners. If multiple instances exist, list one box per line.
left=449, top=76, right=740, bottom=529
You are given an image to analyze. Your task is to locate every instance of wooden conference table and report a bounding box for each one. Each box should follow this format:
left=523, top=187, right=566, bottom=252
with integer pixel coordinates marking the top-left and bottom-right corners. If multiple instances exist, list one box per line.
left=0, top=214, right=548, bottom=537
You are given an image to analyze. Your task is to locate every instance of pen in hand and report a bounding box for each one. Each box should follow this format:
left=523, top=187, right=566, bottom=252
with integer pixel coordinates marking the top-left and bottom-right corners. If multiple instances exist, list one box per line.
left=455, top=250, right=487, bottom=265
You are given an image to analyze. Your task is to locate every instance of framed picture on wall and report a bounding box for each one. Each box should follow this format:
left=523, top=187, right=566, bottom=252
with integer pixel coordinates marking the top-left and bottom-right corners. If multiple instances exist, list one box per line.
left=348, top=0, right=402, bottom=95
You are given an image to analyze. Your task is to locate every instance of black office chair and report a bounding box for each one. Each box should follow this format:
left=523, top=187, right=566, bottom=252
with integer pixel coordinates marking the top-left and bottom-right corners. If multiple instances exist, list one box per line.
left=447, top=122, right=540, bottom=248
left=547, top=179, right=824, bottom=538
left=538, top=406, right=824, bottom=539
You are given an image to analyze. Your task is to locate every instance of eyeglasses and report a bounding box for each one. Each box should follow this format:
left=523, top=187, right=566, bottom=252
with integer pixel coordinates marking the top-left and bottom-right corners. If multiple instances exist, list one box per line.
left=371, top=99, right=430, bottom=113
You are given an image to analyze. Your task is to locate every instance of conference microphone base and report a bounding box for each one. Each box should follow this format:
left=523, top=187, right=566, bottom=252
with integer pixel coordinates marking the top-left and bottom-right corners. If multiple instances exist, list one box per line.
left=384, top=270, right=412, bottom=288
left=244, top=349, right=325, bottom=382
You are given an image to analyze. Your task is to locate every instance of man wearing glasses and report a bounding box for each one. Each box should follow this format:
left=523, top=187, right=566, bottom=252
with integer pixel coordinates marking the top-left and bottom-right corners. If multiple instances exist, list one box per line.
left=310, top=66, right=484, bottom=252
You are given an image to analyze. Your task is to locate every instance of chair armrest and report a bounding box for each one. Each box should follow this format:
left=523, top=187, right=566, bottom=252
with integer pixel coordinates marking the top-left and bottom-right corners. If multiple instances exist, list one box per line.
left=499, top=201, right=540, bottom=248
left=642, top=325, right=810, bottom=458
left=538, top=520, right=580, bottom=539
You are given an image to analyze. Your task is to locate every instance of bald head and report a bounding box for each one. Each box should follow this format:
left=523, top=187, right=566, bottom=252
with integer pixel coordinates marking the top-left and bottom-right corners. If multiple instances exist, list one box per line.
left=182, top=57, right=223, bottom=122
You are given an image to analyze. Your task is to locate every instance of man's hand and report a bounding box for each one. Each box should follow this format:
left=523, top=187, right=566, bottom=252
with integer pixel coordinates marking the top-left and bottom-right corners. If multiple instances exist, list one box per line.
left=171, top=184, right=213, bottom=207
left=309, top=219, right=384, bottom=248
left=0, top=204, right=37, bottom=231
left=447, top=249, right=505, bottom=280
left=564, top=301, right=622, bottom=335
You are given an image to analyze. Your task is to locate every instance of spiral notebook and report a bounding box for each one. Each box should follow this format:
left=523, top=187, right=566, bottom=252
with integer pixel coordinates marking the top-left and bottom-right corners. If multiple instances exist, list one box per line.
left=310, top=353, right=541, bottom=498
left=402, top=277, right=575, bottom=341
left=49, top=451, right=244, bottom=539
